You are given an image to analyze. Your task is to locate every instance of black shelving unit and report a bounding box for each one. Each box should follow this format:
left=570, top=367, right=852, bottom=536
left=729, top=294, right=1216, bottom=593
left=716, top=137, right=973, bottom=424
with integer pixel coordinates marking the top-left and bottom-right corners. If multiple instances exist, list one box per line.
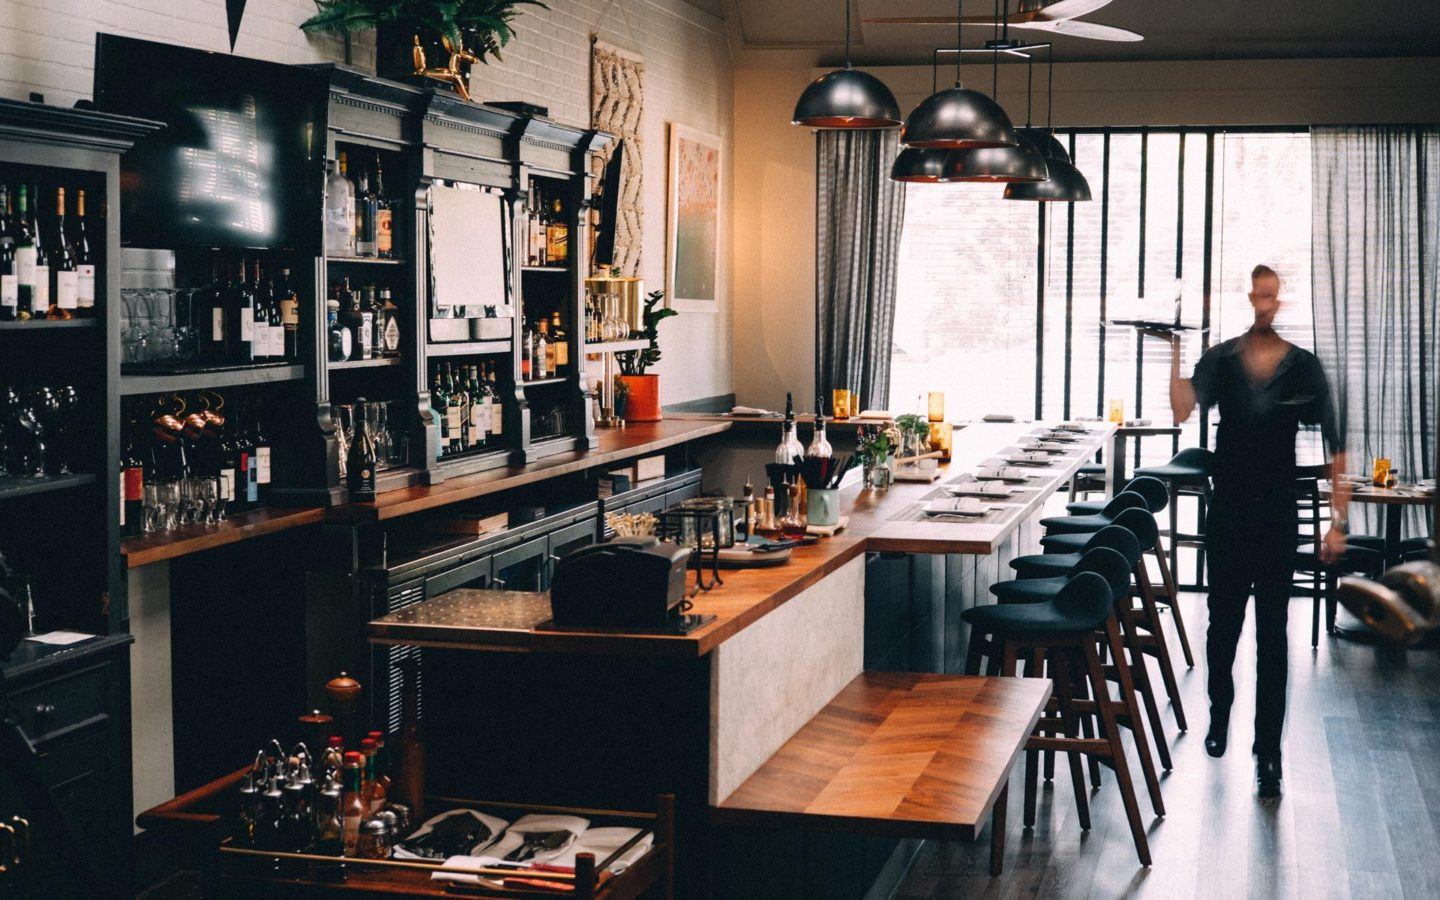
left=0, top=472, right=98, bottom=501
left=0, top=317, right=99, bottom=331
left=118, top=363, right=306, bottom=395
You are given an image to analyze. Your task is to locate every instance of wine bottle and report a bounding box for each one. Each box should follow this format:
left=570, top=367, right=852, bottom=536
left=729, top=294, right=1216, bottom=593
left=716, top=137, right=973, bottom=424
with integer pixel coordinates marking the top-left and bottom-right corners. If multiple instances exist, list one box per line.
left=16, top=184, right=46, bottom=320
left=73, top=189, right=95, bottom=315
left=277, top=268, right=300, bottom=359
left=252, top=408, right=272, bottom=506
left=218, top=412, right=238, bottom=513
left=467, top=365, right=487, bottom=447
left=49, top=187, right=77, bottom=320
left=444, top=365, right=463, bottom=455
left=0, top=186, right=15, bottom=321
left=550, top=311, right=568, bottom=369
left=355, top=162, right=377, bottom=258
left=346, top=398, right=376, bottom=499
left=120, top=423, right=145, bottom=538
left=433, top=369, right=450, bottom=458
left=487, top=363, right=503, bottom=437
left=229, top=258, right=255, bottom=362
left=265, top=269, right=283, bottom=361
left=250, top=259, right=269, bottom=360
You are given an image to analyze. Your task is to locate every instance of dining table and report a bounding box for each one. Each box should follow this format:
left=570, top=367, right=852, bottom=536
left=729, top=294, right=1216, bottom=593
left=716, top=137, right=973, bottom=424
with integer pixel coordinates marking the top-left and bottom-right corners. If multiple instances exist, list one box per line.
left=1319, top=480, right=1435, bottom=566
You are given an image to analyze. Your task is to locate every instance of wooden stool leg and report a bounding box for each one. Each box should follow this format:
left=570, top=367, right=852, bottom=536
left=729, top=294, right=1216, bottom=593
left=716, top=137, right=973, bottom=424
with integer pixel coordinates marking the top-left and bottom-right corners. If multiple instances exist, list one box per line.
left=1311, top=565, right=1322, bottom=648
left=1050, top=646, right=1092, bottom=831
left=1154, top=537, right=1196, bottom=669
left=965, top=628, right=987, bottom=676
left=1072, top=653, right=1103, bottom=790
left=1104, top=616, right=1165, bottom=817
left=1022, top=647, right=1044, bottom=827
left=1136, top=565, right=1189, bottom=732
left=1119, top=604, right=1172, bottom=771
left=1082, top=638, right=1153, bottom=867
left=990, top=783, right=1008, bottom=877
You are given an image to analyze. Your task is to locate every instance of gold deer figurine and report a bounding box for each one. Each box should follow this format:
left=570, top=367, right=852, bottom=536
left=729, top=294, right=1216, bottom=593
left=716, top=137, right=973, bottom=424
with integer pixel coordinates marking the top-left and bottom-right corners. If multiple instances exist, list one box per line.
left=413, top=34, right=481, bottom=101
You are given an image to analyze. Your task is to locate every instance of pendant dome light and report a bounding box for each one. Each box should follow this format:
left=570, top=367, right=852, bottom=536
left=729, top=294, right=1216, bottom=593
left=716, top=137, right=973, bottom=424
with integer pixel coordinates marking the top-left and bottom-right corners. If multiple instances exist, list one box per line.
left=792, top=1, right=901, bottom=128
left=890, top=147, right=952, bottom=183
left=900, top=0, right=1017, bottom=149
left=942, top=27, right=1047, bottom=183
left=1005, top=45, right=1091, bottom=201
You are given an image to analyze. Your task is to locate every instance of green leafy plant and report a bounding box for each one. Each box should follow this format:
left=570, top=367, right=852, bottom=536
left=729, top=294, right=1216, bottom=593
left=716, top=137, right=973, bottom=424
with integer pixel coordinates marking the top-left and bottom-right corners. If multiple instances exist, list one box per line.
left=893, top=413, right=930, bottom=439
left=616, top=290, right=677, bottom=376
left=856, top=425, right=892, bottom=467
left=301, top=0, right=547, bottom=61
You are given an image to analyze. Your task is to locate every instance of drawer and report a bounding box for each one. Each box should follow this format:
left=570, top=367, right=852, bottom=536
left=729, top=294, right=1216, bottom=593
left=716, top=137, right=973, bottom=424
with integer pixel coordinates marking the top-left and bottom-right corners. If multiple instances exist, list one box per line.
left=9, top=661, right=113, bottom=745
left=425, top=553, right=494, bottom=597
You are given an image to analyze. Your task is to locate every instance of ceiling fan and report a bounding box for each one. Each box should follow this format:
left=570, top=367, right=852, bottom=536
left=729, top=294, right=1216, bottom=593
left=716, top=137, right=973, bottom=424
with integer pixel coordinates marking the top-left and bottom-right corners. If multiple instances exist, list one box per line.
left=864, top=0, right=1144, bottom=43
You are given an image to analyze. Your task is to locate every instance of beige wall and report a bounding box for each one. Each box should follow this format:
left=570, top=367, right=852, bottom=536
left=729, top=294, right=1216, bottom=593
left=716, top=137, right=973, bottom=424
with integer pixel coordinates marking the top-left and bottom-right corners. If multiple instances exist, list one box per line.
left=730, top=55, right=1440, bottom=410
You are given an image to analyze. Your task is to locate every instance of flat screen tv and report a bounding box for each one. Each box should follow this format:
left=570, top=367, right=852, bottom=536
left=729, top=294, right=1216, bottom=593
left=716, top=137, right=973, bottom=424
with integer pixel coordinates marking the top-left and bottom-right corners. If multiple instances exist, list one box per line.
left=93, top=34, right=328, bottom=252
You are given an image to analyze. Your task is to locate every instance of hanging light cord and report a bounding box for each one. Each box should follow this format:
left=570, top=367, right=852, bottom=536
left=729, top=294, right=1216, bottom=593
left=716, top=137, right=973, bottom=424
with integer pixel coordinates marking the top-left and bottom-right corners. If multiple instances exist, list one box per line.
left=992, top=0, right=1000, bottom=97
left=844, top=0, right=852, bottom=68
left=1025, top=51, right=1033, bottom=128
left=953, top=0, right=964, bottom=87
left=1047, top=43, right=1055, bottom=136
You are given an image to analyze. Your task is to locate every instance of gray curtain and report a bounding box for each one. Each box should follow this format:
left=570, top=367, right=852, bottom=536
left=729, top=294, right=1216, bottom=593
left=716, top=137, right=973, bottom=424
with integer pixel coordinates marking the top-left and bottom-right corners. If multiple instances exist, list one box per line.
left=1311, top=125, right=1440, bottom=536
left=815, top=130, right=906, bottom=411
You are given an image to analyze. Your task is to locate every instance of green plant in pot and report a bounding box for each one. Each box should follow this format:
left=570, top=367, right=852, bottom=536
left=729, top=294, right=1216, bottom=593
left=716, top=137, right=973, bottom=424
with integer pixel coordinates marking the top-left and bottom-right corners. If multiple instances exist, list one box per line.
left=614, top=290, right=677, bottom=422
left=301, top=0, right=546, bottom=98
left=612, top=374, right=631, bottom=420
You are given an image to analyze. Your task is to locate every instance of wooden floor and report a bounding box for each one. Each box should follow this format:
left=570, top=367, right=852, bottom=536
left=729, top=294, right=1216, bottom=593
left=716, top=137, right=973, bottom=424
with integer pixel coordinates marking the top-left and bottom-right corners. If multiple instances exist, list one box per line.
left=895, top=594, right=1440, bottom=900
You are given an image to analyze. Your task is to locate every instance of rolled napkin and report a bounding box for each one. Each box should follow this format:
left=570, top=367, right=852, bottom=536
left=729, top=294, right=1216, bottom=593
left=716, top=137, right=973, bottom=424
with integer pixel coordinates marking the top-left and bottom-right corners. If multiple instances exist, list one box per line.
left=394, top=808, right=509, bottom=861
left=729, top=406, right=776, bottom=417
left=1122, top=418, right=1153, bottom=427
left=982, top=413, right=1017, bottom=423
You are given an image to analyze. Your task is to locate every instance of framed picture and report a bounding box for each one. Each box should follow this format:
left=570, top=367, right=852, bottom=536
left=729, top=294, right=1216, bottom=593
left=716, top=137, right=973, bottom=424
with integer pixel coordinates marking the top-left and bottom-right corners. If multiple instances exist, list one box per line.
left=666, top=123, right=722, bottom=312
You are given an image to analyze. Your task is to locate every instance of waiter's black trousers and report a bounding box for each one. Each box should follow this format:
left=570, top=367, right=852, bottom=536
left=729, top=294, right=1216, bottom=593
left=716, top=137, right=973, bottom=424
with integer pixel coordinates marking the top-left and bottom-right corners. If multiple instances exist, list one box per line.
left=1205, top=498, right=1297, bottom=759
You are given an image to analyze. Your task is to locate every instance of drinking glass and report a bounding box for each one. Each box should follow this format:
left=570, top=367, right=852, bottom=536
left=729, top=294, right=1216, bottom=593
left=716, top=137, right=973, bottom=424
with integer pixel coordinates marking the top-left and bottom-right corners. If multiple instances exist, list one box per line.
left=151, top=289, right=177, bottom=362
left=143, top=482, right=163, bottom=533
left=367, top=401, right=390, bottom=470
left=157, top=480, right=181, bottom=531
left=385, top=400, right=410, bottom=467
left=832, top=389, right=852, bottom=420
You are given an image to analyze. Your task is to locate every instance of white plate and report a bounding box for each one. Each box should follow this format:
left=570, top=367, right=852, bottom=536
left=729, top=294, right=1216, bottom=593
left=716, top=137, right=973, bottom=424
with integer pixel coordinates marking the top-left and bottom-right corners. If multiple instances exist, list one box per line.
left=945, top=481, right=1014, bottom=498
left=923, top=498, right=992, bottom=517
left=1055, top=423, right=1091, bottom=433
left=1003, top=453, right=1053, bottom=466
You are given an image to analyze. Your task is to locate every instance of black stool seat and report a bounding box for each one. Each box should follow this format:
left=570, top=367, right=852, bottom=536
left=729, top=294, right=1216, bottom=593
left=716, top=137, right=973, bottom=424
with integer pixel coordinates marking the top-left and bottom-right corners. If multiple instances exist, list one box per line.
left=1078, top=462, right=1105, bottom=475
left=1066, top=476, right=1170, bottom=516
left=991, top=575, right=1072, bottom=604
left=1346, top=535, right=1428, bottom=556
left=1041, top=531, right=1100, bottom=552
left=963, top=571, right=1113, bottom=635
left=1132, top=462, right=1208, bottom=482
left=1065, top=498, right=1107, bottom=515
left=991, top=547, right=1134, bottom=606
left=1011, top=552, right=1083, bottom=579
left=1013, top=524, right=1143, bottom=580
left=1041, top=490, right=1148, bottom=535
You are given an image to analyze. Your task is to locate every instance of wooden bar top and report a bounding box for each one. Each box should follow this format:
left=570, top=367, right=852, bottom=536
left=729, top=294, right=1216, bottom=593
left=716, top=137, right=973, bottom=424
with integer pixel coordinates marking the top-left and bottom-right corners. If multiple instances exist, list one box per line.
left=329, top=419, right=734, bottom=523
left=712, top=672, right=1050, bottom=839
left=368, top=421, right=1115, bottom=658
left=121, top=506, right=328, bottom=569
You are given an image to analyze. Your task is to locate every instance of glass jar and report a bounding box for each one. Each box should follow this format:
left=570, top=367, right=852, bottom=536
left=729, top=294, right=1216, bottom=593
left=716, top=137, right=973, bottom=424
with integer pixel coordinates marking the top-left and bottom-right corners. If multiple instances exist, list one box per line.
left=356, top=817, right=391, bottom=860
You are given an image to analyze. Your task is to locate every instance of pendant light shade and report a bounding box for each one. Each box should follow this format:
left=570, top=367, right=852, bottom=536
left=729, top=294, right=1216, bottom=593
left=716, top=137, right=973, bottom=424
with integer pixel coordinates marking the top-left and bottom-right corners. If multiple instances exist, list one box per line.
left=1003, top=157, right=1092, bottom=201
left=901, top=85, right=1017, bottom=150
left=1019, top=127, right=1071, bottom=164
left=792, top=68, right=902, bottom=129
left=890, top=147, right=952, bottom=183
left=791, top=0, right=900, bottom=129
left=942, top=129, right=1048, bottom=183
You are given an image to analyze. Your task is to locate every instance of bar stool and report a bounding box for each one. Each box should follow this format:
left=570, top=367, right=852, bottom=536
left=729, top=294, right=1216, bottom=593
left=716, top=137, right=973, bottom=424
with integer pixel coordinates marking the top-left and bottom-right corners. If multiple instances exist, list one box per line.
left=1134, top=447, right=1215, bottom=591
left=1068, top=462, right=1108, bottom=503
left=989, top=541, right=1174, bottom=773
left=1065, top=475, right=1170, bottom=516
left=961, top=572, right=1158, bottom=866
left=1041, top=501, right=1195, bottom=671
left=1032, top=508, right=1190, bottom=731
left=1043, top=481, right=1166, bottom=534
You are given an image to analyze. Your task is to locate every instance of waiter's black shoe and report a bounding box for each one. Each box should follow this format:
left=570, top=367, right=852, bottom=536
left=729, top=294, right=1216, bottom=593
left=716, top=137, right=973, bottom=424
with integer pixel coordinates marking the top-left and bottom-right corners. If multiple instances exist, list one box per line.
left=1204, top=712, right=1229, bottom=758
left=1257, top=755, right=1282, bottom=802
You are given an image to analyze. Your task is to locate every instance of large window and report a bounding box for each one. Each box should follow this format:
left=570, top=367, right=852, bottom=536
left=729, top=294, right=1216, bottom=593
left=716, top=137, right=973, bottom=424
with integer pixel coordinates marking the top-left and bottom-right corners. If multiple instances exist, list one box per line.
left=890, top=128, right=1315, bottom=465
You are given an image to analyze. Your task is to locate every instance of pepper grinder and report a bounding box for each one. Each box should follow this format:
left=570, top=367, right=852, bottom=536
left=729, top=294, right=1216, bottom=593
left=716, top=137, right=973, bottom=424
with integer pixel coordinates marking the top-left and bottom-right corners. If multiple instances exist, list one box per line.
left=325, top=672, right=362, bottom=750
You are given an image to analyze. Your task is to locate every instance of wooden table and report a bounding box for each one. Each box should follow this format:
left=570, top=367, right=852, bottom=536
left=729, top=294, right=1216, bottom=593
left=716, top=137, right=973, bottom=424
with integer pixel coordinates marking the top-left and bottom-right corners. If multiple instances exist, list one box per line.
left=713, top=672, right=1051, bottom=877
left=1320, top=481, right=1434, bottom=565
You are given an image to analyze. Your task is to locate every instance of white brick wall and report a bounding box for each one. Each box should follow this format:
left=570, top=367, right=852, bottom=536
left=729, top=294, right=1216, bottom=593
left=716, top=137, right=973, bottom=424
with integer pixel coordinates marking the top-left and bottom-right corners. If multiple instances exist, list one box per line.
left=1, top=0, right=734, bottom=404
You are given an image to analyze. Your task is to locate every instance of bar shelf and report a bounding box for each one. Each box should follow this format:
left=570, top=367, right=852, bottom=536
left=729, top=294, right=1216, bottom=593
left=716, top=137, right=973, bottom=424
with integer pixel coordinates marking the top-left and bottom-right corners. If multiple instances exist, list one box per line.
left=119, top=362, right=305, bottom=395
left=0, top=472, right=97, bottom=502
left=0, top=317, right=100, bottom=331
left=326, top=255, right=407, bottom=265
left=427, top=340, right=512, bottom=357
left=329, top=356, right=405, bottom=370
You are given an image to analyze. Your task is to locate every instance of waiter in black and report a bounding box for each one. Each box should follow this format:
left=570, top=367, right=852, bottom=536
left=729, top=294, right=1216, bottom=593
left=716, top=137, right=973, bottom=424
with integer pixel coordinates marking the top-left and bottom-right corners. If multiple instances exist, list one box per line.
left=1162, top=264, right=1349, bottom=801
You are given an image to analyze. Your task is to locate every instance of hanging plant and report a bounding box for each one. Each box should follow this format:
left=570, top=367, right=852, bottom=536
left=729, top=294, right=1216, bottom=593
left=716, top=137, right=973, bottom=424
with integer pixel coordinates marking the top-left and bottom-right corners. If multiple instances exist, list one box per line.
left=302, top=0, right=547, bottom=61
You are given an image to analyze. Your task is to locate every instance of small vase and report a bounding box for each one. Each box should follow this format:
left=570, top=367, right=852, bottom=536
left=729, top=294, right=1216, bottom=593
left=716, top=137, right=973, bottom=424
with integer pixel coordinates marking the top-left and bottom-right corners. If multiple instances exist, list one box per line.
left=807, top=488, right=840, bottom=527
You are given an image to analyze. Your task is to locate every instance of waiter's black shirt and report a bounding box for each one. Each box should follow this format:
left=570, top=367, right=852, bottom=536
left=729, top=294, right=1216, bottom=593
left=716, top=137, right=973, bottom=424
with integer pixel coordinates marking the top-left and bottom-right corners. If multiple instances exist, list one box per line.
left=1192, top=335, right=1342, bottom=505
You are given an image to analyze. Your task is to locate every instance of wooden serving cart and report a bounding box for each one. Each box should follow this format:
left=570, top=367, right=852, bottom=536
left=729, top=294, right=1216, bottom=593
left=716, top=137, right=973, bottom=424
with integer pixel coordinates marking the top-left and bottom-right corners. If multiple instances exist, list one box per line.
left=138, top=769, right=674, bottom=899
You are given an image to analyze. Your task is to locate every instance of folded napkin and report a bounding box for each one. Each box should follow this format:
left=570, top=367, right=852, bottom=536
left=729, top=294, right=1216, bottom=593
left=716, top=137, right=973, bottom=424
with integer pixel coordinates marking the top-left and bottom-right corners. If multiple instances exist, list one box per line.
left=393, top=808, right=509, bottom=861
left=1122, top=418, right=1153, bottom=427
left=546, top=827, right=654, bottom=873
left=729, top=406, right=776, bottom=417
left=982, top=413, right=1017, bottom=423
left=975, top=467, right=1032, bottom=481
left=438, top=813, right=591, bottom=873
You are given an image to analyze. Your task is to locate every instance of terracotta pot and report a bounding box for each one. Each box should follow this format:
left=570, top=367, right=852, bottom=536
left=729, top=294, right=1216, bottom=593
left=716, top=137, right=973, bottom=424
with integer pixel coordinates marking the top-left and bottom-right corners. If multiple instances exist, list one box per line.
left=618, top=374, right=661, bottom=422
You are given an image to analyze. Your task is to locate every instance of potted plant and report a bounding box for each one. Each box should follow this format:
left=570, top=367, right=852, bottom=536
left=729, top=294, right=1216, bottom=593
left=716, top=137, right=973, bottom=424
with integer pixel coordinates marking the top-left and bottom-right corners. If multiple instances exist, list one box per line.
left=856, top=425, right=894, bottom=490
left=614, top=290, right=676, bottom=422
left=612, top=374, right=630, bottom=420
left=301, top=0, right=545, bottom=95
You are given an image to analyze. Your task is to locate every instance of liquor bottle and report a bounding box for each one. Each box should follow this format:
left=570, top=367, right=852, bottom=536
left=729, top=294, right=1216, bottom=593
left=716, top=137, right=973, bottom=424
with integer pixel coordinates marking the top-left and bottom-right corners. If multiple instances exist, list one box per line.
left=354, top=162, right=377, bottom=258
left=0, top=186, right=14, bottom=321
left=326, top=290, right=349, bottom=362
left=48, top=187, right=76, bottom=320
left=378, top=288, right=400, bottom=357
left=549, top=311, right=568, bottom=370
left=486, top=363, right=503, bottom=437
left=545, top=197, right=568, bottom=265
left=774, top=392, right=804, bottom=465
left=527, top=182, right=544, bottom=266
left=374, top=156, right=393, bottom=259
left=366, top=285, right=384, bottom=357
left=537, top=317, right=556, bottom=375
left=326, top=152, right=356, bottom=257
left=249, top=259, right=270, bottom=360
left=432, top=369, right=450, bottom=458
left=444, top=365, right=463, bottom=455
left=277, top=268, right=300, bottom=359
left=251, top=409, right=272, bottom=506
left=520, top=323, right=533, bottom=381
left=120, top=424, right=145, bottom=538
left=532, top=319, right=549, bottom=379
left=346, top=398, right=376, bottom=499
left=73, top=189, right=95, bottom=315
left=337, top=278, right=368, bottom=361
left=16, top=184, right=46, bottom=319
left=806, top=395, right=832, bottom=459
left=468, top=365, right=488, bottom=448
left=340, top=751, right=365, bottom=856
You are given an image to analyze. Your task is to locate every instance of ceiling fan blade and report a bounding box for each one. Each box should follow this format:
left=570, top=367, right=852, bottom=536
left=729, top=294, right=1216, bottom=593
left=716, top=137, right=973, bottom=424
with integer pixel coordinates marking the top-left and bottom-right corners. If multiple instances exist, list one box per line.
left=863, top=7, right=1044, bottom=26
left=1012, top=19, right=1144, bottom=41
left=1030, top=0, right=1116, bottom=24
